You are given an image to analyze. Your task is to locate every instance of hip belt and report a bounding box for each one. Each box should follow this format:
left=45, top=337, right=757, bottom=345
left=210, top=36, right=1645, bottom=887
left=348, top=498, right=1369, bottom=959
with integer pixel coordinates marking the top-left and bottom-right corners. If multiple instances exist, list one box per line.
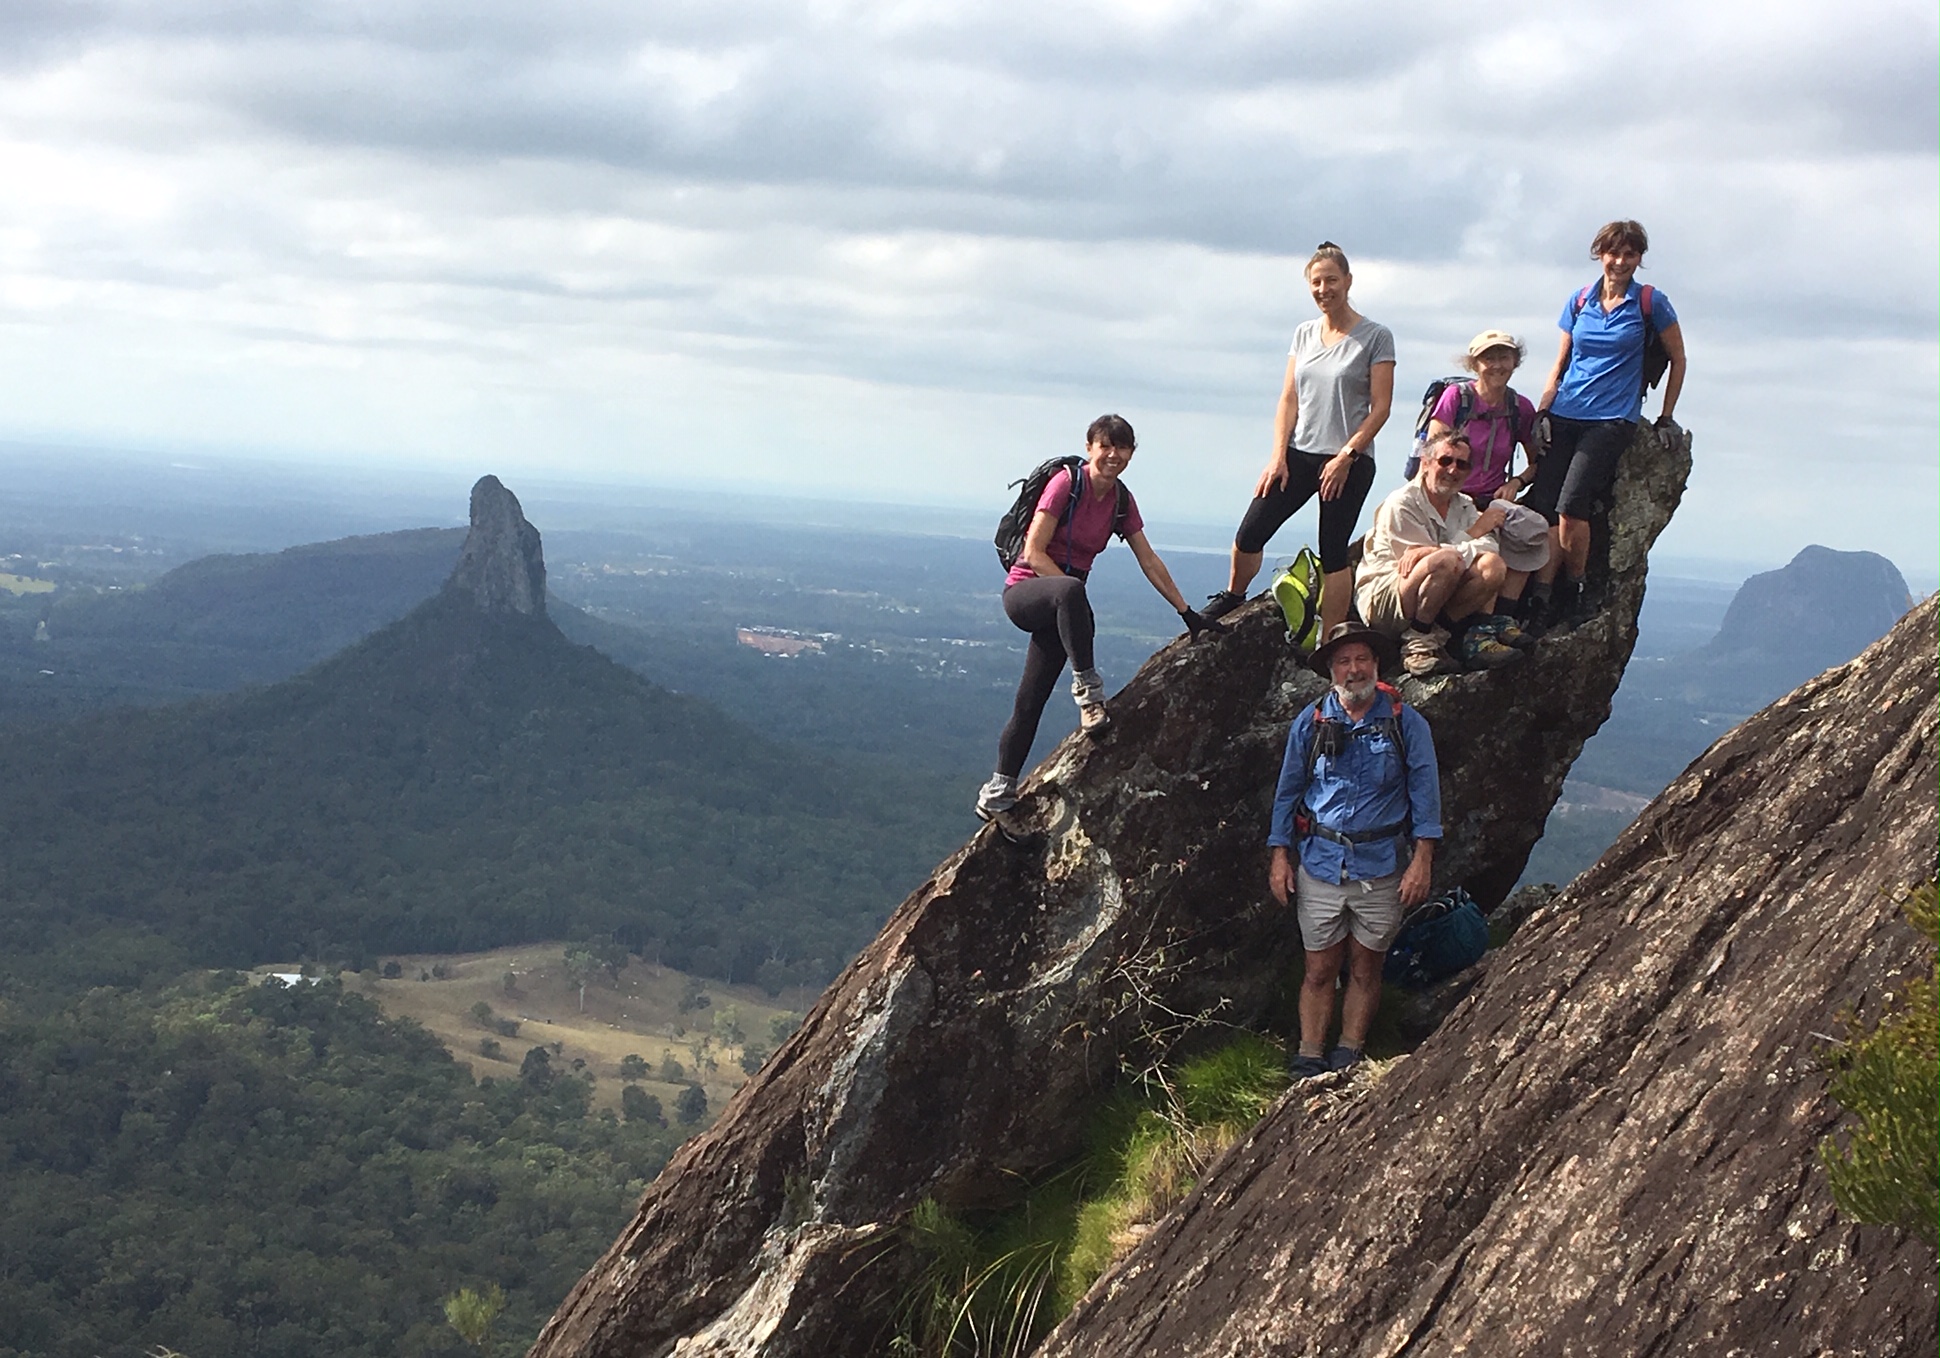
left=1301, top=816, right=1409, bottom=847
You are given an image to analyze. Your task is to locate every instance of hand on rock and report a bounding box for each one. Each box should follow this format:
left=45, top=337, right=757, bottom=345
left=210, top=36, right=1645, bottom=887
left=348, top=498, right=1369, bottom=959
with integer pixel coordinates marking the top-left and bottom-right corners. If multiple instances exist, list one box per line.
left=1180, top=607, right=1228, bottom=637
left=1653, top=414, right=1682, bottom=450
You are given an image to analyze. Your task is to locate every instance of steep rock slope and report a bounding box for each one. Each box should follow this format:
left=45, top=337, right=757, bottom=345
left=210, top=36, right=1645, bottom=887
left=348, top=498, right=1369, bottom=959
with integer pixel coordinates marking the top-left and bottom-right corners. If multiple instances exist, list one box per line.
left=529, top=433, right=1692, bottom=1355
left=1041, top=596, right=1938, bottom=1357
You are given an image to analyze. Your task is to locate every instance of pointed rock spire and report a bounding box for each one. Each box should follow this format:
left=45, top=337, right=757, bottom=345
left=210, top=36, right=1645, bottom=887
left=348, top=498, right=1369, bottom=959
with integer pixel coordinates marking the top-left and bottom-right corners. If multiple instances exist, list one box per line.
left=445, top=475, right=546, bottom=616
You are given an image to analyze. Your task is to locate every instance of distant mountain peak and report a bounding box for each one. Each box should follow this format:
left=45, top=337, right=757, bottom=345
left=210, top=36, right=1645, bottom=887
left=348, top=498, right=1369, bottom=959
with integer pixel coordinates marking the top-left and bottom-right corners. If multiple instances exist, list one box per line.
left=445, top=475, right=546, bottom=617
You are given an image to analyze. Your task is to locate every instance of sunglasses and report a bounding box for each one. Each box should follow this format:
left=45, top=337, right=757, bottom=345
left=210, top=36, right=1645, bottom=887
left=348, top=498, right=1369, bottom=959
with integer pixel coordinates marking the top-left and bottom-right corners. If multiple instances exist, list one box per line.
left=1434, top=455, right=1472, bottom=471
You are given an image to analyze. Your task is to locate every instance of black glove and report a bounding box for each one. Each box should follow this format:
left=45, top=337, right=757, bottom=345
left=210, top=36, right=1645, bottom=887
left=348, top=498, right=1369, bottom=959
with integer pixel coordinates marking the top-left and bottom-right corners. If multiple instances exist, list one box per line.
left=1180, top=607, right=1228, bottom=637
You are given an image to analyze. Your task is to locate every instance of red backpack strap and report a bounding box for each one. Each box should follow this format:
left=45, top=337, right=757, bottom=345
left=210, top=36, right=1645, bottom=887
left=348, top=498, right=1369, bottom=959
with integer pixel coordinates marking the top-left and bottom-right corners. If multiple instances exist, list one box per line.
left=1639, top=284, right=1654, bottom=319
left=1571, top=282, right=1597, bottom=321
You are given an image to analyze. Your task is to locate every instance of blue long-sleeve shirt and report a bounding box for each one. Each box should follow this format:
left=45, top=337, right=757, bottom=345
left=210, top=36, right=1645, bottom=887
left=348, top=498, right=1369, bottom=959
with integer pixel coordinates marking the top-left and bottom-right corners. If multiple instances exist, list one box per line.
left=1268, top=690, right=1442, bottom=883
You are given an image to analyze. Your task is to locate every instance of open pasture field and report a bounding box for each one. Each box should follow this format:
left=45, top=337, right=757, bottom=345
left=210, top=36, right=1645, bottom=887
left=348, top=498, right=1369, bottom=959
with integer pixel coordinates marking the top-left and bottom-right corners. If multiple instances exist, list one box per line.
left=255, top=943, right=817, bottom=1118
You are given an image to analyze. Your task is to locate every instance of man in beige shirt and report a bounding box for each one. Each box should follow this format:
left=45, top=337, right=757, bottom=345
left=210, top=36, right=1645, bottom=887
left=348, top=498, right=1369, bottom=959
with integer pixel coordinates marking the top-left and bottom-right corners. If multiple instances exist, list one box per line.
left=1356, top=429, right=1521, bottom=676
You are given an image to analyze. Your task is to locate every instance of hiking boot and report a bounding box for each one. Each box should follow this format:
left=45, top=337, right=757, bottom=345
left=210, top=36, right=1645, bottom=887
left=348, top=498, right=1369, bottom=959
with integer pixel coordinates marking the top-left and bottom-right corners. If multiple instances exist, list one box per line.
left=1401, top=626, right=1459, bottom=677
left=1071, top=669, right=1111, bottom=736
left=1489, top=613, right=1535, bottom=650
left=974, top=773, right=1028, bottom=840
left=1460, top=624, right=1522, bottom=670
left=1324, top=1045, right=1364, bottom=1073
left=1288, top=1052, right=1328, bottom=1081
left=1200, top=589, right=1246, bottom=622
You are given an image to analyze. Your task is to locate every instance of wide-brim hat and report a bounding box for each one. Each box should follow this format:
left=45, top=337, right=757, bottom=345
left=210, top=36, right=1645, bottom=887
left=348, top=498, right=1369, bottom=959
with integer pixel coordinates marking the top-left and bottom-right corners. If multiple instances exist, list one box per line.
left=1308, top=621, right=1400, bottom=677
left=1494, top=502, right=1552, bottom=573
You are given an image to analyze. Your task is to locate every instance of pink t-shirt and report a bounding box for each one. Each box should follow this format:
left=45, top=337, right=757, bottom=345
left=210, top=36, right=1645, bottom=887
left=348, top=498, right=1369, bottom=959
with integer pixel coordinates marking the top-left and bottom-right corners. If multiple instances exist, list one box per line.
left=1004, top=467, right=1144, bottom=586
left=1431, top=383, right=1536, bottom=499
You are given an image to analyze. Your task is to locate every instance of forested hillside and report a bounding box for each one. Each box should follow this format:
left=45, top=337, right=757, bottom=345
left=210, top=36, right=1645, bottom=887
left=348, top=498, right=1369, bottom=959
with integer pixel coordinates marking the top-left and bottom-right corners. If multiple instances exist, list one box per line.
left=0, top=972, right=681, bottom=1358
left=0, top=590, right=959, bottom=993
left=0, top=528, right=464, bottom=722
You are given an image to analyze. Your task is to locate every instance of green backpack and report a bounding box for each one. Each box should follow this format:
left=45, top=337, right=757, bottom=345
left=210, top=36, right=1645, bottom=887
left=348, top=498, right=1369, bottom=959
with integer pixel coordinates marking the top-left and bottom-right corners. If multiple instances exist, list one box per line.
left=1271, top=547, right=1324, bottom=652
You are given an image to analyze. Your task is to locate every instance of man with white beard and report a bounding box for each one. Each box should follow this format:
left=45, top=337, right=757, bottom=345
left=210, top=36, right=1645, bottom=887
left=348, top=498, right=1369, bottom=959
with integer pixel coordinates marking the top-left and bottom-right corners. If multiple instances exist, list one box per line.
left=1267, top=622, right=1443, bottom=1078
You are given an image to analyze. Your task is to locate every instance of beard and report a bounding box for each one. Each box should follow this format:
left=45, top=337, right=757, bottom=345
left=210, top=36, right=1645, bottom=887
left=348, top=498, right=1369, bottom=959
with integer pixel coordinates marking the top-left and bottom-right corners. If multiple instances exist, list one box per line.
left=1334, top=677, right=1378, bottom=707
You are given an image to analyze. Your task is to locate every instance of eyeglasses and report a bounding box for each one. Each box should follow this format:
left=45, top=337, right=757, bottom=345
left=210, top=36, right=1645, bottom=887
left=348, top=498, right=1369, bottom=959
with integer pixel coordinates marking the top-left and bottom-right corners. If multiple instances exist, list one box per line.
left=1434, top=456, right=1471, bottom=471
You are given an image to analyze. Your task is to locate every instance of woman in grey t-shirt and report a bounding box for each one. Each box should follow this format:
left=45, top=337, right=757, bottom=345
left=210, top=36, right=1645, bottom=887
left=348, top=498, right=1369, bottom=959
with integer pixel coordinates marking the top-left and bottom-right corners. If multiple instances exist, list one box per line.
left=1202, top=242, right=1396, bottom=636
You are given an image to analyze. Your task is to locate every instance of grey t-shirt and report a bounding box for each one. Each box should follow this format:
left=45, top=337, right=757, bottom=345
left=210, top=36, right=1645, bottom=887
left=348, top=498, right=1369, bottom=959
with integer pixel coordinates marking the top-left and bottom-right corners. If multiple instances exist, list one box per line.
left=1288, top=317, right=1397, bottom=457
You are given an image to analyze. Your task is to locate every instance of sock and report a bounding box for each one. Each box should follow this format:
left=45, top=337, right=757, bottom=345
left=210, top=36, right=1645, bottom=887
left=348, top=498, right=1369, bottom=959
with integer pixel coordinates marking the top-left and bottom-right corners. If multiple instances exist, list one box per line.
left=1408, top=617, right=1434, bottom=632
left=1298, top=1043, right=1325, bottom=1059
left=1336, top=1042, right=1363, bottom=1056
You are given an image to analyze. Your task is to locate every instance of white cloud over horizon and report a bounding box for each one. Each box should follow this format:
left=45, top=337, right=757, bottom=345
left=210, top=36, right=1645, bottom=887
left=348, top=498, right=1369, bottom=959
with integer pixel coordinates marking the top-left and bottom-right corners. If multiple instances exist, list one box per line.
left=0, top=0, right=1934, bottom=569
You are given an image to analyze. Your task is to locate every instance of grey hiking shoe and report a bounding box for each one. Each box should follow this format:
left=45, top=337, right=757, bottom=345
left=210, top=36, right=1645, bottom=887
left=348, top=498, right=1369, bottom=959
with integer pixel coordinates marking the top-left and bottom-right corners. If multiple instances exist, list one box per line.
left=1401, top=626, right=1459, bottom=677
left=1325, top=1045, right=1364, bottom=1073
left=974, top=773, right=1026, bottom=838
left=1071, top=669, right=1111, bottom=735
left=1201, top=589, right=1246, bottom=622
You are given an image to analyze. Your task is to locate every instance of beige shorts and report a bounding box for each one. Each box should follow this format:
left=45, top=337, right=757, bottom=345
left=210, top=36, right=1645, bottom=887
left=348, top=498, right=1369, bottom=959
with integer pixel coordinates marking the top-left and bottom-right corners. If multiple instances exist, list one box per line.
left=1296, top=866, right=1405, bottom=953
left=1356, top=574, right=1408, bottom=634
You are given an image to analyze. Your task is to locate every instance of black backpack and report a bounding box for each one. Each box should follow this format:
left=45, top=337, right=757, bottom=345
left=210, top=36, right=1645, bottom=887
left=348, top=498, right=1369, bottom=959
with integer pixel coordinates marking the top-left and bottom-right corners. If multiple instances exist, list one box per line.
left=1570, top=280, right=1670, bottom=394
left=993, top=457, right=1129, bottom=572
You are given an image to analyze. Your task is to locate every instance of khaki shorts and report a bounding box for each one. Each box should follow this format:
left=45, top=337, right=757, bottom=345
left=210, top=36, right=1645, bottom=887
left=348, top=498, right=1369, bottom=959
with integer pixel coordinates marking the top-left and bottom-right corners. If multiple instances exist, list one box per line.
left=1356, top=574, right=1408, bottom=634
left=1296, top=866, right=1405, bottom=953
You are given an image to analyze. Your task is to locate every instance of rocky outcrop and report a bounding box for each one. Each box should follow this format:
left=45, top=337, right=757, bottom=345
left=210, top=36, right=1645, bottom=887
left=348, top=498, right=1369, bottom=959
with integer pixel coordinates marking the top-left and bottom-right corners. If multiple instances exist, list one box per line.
left=528, top=428, right=1692, bottom=1358
left=1040, top=597, right=1938, bottom=1357
left=446, top=474, right=547, bottom=616
left=1688, top=544, right=1915, bottom=700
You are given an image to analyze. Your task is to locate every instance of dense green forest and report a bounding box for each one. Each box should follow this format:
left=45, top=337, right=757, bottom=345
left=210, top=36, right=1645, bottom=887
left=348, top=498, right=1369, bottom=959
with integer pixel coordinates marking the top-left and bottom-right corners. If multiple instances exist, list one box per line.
left=0, top=972, right=681, bottom=1358
left=0, top=593, right=961, bottom=992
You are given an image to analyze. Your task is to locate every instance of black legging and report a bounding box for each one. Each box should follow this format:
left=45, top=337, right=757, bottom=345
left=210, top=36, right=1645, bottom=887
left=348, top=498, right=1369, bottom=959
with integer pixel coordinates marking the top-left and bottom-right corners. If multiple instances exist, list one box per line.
left=996, top=574, right=1096, bottom=778
left=1233, top=449, right=1378, bottom=573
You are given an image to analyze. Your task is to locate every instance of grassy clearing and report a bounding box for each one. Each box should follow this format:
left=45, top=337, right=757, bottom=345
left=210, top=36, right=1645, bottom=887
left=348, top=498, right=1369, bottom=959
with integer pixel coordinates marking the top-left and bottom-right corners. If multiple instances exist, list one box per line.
left=252, top=943, right=815, bottom=1117
left=0, top=572, right=56, bottom=595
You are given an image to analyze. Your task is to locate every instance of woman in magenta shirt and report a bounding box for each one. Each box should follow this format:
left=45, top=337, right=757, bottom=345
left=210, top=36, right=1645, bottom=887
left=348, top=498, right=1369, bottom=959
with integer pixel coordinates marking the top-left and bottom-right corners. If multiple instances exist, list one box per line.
left=976, top=414, right=1220, bottom=832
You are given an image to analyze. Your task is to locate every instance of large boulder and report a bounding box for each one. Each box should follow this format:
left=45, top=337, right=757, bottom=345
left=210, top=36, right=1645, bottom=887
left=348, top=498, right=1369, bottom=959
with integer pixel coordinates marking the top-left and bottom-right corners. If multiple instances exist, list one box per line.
left=527, top=428, right=1692, bottom=1357
left=1040, top=597, right=1939, bottom=1357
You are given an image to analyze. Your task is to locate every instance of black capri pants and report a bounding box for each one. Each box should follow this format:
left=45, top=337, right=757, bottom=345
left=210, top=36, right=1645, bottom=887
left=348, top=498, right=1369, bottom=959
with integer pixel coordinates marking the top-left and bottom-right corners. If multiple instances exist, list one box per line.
left=996, top=573, right=1096, bottom=778
left=1524, top=416, right=1632, bottom=523
left=1234, top=449, right=1378, bottom=573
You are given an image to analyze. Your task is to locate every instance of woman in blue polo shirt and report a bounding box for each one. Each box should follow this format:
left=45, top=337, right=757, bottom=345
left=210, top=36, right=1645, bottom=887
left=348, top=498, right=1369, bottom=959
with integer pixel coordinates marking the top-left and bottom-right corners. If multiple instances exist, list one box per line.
left=1524, top=219, right=1686, bottom=628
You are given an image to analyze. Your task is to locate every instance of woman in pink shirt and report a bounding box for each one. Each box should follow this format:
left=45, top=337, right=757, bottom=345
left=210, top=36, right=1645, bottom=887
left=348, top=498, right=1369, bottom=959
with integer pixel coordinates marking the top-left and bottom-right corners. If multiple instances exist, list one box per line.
left=976, top=414, right=1221, bottom=832
left=1425, top=330, right=1544, bottom=642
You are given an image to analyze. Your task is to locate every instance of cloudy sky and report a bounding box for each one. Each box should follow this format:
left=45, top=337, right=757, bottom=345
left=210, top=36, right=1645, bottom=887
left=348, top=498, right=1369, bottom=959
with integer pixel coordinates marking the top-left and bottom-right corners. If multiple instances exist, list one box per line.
left=0, top=0, right=1934, bottom=570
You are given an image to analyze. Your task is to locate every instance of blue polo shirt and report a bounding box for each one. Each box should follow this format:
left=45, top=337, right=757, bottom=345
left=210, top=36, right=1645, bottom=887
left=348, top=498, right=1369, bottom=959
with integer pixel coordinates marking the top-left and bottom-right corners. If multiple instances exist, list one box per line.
left=1268, top=691, right=1442, bottom=883
left=1552, top=280, right=1679, bottom=423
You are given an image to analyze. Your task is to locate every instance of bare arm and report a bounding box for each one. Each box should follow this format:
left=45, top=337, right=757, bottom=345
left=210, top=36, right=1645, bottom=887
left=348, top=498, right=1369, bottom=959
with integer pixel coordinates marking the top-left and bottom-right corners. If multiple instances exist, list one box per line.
left=1259, top=354, right=1300, bottom=497
left=1126, top=530, right=1189, bottom=613
left=1399, top=837, right=1433, bottom=908
left=1656, top=321, right=1686, bottom=422
left=1537, top=329, right=1572, bottom=411
left=1268, top=845, right=1295, bottom=905
left=1019, top=509, right=1065, bottom=579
